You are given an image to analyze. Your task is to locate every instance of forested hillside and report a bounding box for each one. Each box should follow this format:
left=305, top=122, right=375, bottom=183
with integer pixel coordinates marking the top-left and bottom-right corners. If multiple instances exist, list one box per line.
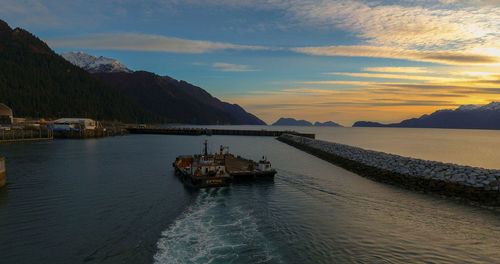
left=0, top=20, right=159, bottom=122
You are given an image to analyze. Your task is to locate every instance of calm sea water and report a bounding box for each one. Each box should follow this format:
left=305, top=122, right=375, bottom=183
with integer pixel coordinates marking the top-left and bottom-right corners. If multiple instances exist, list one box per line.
left=1, top=127, right=500, bottom=263
left=177, top=125, right=500, bottom=170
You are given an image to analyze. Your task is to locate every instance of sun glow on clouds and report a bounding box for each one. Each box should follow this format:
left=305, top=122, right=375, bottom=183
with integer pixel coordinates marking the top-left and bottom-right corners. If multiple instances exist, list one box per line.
left=291, top=46, right=500, bottom=65
left=229, top=0, right=500, bottom=124
left=325, top=72, right=463, bottom=82
left=232, top=67, right=500, bottom=125
left=286, top=0, right=500, bottom=54
left=363, top=67, right=430, bottom=74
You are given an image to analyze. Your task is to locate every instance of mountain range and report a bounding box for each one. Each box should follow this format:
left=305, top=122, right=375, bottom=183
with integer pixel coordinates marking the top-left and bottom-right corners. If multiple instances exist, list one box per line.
left=0, top=19, right=264, bottom=125
left=272, top=117, right=342, bottom=127
left=92, top=71, right=265, bottom=125
left=0, top=20, right=158, bottom=122
left=314, top=121, right=343, bottom=127
left=61, top=51, right=264, bottom=125
left=353, top=102, right=500, bottom=130
left=7, top=17, right=497, bottom=129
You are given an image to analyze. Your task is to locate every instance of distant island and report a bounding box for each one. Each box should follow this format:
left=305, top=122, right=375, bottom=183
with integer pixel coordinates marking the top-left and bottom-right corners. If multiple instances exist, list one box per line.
left=272, top=118, right=342, bottom=127
left=314, top=121, right=342, bottom=127
left=353, top=102, right=500, bottom=130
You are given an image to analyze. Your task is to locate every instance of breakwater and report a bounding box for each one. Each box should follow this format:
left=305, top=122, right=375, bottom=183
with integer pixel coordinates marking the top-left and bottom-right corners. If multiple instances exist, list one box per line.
left=127, top=127, right=315, bottom=138
left=278, top=134, right=500, bottom=205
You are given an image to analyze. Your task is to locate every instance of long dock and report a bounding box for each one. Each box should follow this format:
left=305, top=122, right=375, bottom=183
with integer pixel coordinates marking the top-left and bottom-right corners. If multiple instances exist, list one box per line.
left=127, top=127, right=315, bottom=138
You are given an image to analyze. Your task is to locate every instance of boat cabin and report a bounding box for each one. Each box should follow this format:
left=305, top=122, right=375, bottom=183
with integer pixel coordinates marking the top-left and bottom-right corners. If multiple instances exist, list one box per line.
left=258, top=157, right=273, bottom=171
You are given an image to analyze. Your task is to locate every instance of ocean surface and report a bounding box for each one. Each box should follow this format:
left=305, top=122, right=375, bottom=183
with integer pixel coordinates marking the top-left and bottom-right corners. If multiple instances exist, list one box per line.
left=1, top=127, right=500, bottom=263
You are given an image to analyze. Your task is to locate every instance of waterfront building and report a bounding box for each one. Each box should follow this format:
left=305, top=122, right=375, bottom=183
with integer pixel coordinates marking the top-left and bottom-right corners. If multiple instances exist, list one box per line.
left=53, top=118, right=97, bottom=131
left=0, top=104, right=13, bottom=125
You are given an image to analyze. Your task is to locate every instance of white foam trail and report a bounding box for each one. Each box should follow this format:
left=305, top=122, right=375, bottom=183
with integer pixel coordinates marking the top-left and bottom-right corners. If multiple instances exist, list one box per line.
left=153, top=189, right=282, bottom=264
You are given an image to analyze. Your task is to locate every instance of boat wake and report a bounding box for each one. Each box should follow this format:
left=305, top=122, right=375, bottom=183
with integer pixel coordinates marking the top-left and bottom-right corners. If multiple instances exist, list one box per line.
left=153, top=189, right=282, bottom=264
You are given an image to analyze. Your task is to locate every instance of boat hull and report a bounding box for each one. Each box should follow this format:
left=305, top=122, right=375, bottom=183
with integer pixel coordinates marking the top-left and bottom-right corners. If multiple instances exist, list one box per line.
left=230, top=170, right=277, bottom=181
left=0, top=171, right=5, bottom=188
left=174, top=165, right=232, bottom=189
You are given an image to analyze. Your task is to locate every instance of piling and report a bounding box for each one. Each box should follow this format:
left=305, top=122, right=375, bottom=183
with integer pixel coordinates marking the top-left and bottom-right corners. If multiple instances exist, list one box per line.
left=0, top=158, right=5, bottom=188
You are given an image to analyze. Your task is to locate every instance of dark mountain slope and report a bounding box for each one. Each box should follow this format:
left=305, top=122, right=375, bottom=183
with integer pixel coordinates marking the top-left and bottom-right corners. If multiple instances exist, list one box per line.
left=165, top=77, right=265, bottom=125
left=0, top=20, right=158, bottom=122
left=94, top=72, right=266, bottom=125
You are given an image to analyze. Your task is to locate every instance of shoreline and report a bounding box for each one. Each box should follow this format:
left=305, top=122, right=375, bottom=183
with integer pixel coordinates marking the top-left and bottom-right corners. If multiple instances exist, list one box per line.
left=277, top=134, right=500, bottom=206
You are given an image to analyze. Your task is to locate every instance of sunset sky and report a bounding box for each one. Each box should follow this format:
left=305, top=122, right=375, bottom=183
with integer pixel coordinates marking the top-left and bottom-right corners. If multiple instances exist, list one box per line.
left=2, top=0, right=500, bottom=125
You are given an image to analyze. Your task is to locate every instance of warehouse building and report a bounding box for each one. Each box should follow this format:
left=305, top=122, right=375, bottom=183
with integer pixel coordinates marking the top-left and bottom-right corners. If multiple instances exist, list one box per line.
left=0, top=104, right=13, bottom=125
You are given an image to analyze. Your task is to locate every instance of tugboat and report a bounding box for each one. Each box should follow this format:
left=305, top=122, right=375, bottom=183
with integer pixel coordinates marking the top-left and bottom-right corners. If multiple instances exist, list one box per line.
left=173, top=140, right=232, bottom=188
left=173, top=140, right=277, bottom=188
left=224, top=154, right=277, bottom=180
left=257, top=157, right=277, bottom=177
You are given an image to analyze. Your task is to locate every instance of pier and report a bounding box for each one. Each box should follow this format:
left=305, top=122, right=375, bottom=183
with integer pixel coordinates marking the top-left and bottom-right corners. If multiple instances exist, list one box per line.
left=127, top=127, right=315, bottom=138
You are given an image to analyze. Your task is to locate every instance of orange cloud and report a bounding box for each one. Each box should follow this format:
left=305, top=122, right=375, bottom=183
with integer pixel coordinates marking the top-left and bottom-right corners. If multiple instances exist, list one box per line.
left=363, top=67, right=430, bottom=73
left=291, top=46, right=500, bottom=65
left=225, top=72, right=500, bottom=125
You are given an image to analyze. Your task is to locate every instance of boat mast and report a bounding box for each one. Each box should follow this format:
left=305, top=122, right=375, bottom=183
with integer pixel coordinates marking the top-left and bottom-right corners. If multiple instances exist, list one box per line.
left=204, top=140, right=208, bottom=156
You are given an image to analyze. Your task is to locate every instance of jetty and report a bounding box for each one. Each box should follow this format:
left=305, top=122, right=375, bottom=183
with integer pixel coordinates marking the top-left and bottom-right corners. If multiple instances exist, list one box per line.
left=278, top=133, right=500, bottom=206
left=127, top=127, right=315, bottom=138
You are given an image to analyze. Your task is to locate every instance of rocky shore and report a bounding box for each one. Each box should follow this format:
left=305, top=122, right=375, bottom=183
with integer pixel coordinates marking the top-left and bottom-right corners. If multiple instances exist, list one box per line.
left=278, top=134, right=500, bottom=205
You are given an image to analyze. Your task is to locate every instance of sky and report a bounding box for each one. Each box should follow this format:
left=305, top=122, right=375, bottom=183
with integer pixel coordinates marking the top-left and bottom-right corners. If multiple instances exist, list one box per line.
left=1, top=0, right=500, bottom=125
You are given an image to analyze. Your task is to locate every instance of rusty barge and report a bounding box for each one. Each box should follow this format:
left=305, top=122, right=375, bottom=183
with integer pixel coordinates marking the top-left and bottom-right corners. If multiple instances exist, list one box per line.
left=173, top=141, right=277, bottom=188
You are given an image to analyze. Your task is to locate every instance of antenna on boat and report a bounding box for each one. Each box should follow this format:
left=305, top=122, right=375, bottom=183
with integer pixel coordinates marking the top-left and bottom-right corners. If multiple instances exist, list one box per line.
left=219, top=145, right=229, bottom=155
left=203, top=139, right=208, bottom=156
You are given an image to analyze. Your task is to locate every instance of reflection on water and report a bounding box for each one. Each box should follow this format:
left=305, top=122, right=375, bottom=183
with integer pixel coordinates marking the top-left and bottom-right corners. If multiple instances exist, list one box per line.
left=0, top=187, right=6, bottom=207
left=0, top=132, right=500, bottom=263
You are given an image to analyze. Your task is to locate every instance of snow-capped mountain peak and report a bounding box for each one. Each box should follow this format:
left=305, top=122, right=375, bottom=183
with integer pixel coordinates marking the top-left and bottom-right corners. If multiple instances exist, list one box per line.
left=61, top=51, right=132, bottom=73
left=456, top=104, right=480, bottom=111
left=456, top=102, right=500, bottom=111
left=479, top=101, right=500, bottom=111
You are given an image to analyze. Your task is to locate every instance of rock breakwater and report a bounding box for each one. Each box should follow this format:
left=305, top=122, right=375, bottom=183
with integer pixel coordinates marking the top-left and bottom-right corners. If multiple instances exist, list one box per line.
left=278, top=134, right=500, bottom=205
